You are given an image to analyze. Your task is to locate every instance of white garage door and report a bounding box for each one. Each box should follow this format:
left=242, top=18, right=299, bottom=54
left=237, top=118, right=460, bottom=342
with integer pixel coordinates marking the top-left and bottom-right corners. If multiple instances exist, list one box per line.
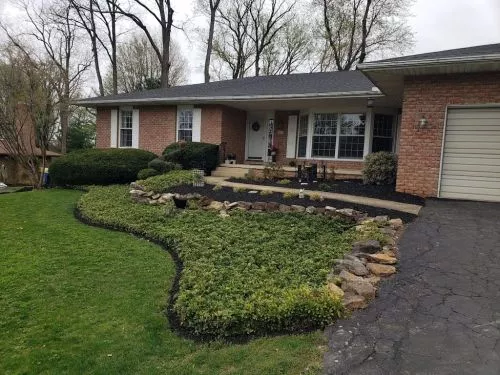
left=440, top=107, right=500, bottom=202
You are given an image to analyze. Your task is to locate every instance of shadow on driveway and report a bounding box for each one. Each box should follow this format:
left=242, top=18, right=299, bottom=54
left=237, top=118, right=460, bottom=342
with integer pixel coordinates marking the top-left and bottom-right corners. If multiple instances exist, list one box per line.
left=324, top=199, right=500, bottom=375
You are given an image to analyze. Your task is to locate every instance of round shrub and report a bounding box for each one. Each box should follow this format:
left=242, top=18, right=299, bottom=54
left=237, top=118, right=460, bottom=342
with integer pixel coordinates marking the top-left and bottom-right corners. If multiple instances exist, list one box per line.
left=362, top=152, right=398, bottom=185
left=137, top=168, right=160, bottom=180
left=49, top=148, right=156, bottom=186
left=148, top=158, right=182, bottom=173
left=162, top=142, right=219, bottom=173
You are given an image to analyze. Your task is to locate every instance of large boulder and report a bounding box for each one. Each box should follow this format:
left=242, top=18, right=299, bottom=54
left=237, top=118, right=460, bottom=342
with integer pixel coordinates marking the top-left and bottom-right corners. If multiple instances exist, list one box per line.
left=341, top=280, right=376, bottom=301
left=334, top=259, right=369, bottom=276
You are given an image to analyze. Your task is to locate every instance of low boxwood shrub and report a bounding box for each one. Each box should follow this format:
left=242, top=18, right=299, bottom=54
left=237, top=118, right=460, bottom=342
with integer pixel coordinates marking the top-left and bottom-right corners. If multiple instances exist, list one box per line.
left=50, top=148, right=156, bottom=186
left=137, top=168, right=160, bottom=180
left=362, top=152, right=398, bottom=185
left=77, top=185, right=355, bottom=338
left=148, top=158, right=182, bottom=174
left=163, top=142, right=219, bottom=173
left=138, top=170, right=194, bottom=193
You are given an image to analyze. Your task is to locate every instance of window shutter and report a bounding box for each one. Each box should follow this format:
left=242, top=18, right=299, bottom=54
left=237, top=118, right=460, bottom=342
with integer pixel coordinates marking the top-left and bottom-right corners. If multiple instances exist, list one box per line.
left=132, top=109, right=140, bottom=148
left=286, top=115, right=298, bottom=158
left=110, top=109, right=118, bottom=148
left=192, top=108, right=202, bottom=142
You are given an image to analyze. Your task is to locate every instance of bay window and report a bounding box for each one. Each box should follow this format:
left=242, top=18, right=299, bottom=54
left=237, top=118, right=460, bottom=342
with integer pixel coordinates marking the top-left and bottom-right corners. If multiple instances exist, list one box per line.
left=339, top=114, right=366, bottom=158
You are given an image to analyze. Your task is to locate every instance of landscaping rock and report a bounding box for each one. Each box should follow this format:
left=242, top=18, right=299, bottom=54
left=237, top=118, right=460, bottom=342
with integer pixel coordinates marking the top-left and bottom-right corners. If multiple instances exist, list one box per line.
left=279, top=204, right=291, bottom=213
left=161, top=193, right=174, bottom=200
left=366, top=253, right=398, bottom=265
left=342, top=293, right=367, bottom=309
left=130, top=182, right=144, bottom=191
left=389, top=218, right=404, bottom=229
left=291, top=205, right=305, bottom=213
left=252, top=201, right=267, bottom=211
left=380, top=227, right=396, bottom=236
left=265, top=202, right=280, bottom=212
left=130, top=189, right=145, bottom=196
left=248, top=190, right=259, bottom=194
left=306, top=206, right=316, bottom=214
left=337, top=208, right=354, bottom=216
left=382, top=245, right=397, bottom=258
left=339, top=270, right=364, bottom=283
left=367, top=263, right=396, bottom=277
left=226, top=202, right=239, bottom=210
left=334, top=259, right=369, bottom=276
left=341, top=280, right=376, bottom=301
left=149, top=199, right=160, bottom=205
left=327, top=283, right=345, bottom=298
left=315, top=207, right=326, bottom=215
left=144, top=191, right=154, bottom=198
left=236, top=201, right=252, bottom=210
left=352, top=239, right=381, bottom=254
left=199, top=196, right=213, bottom=207
left=131, top=196, right=150, bottom=204
left=208, top=201, right=224, bottom=211
left=366, top=275, right=381, bottom=286
left=325, top=206, right=336, bottom=211
left=374, top=215, right=389, bottom=224
left=152, top=193, right=161, bottom=200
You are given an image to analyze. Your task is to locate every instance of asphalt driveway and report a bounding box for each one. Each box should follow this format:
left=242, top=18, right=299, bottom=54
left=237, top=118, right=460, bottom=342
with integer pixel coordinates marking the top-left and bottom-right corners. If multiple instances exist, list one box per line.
left=324, top=199, right=500, bottom=375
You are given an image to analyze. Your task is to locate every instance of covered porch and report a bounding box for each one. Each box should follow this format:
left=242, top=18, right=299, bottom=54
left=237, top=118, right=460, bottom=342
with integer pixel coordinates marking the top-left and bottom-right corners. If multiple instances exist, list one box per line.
left=215, top=94, right=402, bottom=179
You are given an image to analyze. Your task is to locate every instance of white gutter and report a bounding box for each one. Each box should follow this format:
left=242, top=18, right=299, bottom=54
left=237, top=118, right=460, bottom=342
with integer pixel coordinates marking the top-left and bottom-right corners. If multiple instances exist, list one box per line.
left=358, top=53, right=500, bottom=71
left=75, top=90, right=384, bottom=106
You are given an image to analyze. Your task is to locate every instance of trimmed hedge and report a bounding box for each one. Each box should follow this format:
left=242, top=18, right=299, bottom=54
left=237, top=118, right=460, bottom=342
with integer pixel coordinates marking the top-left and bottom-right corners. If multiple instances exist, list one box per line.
left=77, top=182, right=355, bottom=338
left=163, top=142, right=219, bottom=173
left=148, top=158, right=182, bottom=174
left=50, top=148, right=156, bottom=186
left=362, top=152, right=398, bottom=185
left=138, top=170, right=195, bottom=193
left=137, top=168, right=161, bottom=180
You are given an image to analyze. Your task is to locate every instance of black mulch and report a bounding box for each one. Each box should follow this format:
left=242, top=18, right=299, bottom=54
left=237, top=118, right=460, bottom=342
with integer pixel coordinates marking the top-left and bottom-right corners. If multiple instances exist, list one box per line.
left=226, top=178, right=425, bottom=206
left=169, top=184, right=418, bottom=223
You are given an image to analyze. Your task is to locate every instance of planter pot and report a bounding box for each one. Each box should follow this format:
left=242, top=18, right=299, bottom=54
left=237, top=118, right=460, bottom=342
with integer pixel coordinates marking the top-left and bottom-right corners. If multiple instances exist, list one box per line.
left=173, top=197, right=188, bottom=209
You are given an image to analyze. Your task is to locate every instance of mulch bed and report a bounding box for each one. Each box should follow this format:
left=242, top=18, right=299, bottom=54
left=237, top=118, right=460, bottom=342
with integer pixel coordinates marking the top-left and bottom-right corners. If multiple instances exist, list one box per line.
left=169, top=184, right=417, bottom=223
left=226, top=178, right=425, bottom=206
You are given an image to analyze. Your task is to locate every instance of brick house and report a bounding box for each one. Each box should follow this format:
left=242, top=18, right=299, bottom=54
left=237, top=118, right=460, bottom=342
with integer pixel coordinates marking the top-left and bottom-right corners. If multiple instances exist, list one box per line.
left=79, top=43, right=500, bottom=201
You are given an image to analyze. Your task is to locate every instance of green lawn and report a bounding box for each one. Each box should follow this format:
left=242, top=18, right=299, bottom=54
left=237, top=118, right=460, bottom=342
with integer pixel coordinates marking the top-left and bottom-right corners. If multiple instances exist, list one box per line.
left=0, top=190, right=325, bottom=375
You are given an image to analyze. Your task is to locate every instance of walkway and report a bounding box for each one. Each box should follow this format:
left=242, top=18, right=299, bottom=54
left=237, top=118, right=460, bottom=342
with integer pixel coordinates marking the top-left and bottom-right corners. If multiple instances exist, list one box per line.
left=205, top=176, right=422, bottom=215
left=324, top=199, right=500, bottom=375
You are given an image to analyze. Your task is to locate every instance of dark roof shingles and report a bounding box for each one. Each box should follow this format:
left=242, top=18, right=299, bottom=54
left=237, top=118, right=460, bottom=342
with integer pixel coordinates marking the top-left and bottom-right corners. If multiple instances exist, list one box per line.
left=81, top=70, right=376, bottom=103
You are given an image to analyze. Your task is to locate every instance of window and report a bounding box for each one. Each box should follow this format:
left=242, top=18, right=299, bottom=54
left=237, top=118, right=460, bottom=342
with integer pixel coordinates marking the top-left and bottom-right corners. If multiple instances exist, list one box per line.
left=312, top=113, right=338, bottom=157
left=339, top=114, right=365, bottom=159
left=297, top=115, right=309, bottom=157
left=372, top=114, right=394, bottom=153
left=177, top=108, right=193, bottom=142
left=119, top=110, right=133, bottom=147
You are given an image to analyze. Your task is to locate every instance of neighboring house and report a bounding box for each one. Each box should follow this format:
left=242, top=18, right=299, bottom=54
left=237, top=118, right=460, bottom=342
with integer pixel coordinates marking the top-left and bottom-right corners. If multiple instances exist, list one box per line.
left=0, top=120, right=60, bottom=186
left=78, top=43, right=500, bottom=202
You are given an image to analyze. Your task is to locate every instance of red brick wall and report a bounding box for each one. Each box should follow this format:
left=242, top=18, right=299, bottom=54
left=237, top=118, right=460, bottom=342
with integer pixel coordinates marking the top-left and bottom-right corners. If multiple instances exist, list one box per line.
left=95, top=108, right=112, bottom=149
left=138, top=106, right=177, bottom=155
left=397, top=72, right=500, bottom=197
left=221, top=106, right=247, bottom=163
left=95, top=105, right=247, bottom=159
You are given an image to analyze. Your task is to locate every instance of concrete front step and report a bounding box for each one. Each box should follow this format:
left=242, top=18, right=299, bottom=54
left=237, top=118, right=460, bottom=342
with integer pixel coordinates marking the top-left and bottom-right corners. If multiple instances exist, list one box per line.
left=212, top=166, right=250, bottom=178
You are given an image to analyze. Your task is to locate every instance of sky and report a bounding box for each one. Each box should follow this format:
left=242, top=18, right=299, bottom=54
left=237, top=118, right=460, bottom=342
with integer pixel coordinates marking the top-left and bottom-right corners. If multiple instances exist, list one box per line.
left=1, top=0, right=500, bottom=84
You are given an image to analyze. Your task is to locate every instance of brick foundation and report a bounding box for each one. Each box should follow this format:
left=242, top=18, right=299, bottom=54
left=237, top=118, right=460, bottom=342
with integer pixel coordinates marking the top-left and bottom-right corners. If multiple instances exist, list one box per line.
left=397, top=72, right=500, bottom=197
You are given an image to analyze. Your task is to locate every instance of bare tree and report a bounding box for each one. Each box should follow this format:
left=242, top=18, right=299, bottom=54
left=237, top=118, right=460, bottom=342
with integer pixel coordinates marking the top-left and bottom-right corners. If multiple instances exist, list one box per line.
left=317, top=0, right=414, bottom=71
left=212, top=0, right=254, bottom=79
left=0, top=50, right=58, bottom=188
left=69, top=0, right=121, bottom=95
left=104, top=33, right=187, bottom=93
left=2, top=0, right=90, bottom=153
left=113, top=0, right=175, bottom=88
left=198, top=0, right=223, bottom=83
left=261, top=18, right=311, bottom=75
left=248, top=0, right=295, bottom=76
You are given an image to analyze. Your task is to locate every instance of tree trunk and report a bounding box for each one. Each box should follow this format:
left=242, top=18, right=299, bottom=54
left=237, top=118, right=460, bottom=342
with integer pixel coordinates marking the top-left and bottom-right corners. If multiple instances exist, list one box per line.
left=204, top=11, right=216, bottom=83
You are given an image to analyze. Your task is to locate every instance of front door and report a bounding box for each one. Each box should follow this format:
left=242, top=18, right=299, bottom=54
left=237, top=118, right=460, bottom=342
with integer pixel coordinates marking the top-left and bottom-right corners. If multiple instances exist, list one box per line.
left=246, top=112, right=268, bottom=161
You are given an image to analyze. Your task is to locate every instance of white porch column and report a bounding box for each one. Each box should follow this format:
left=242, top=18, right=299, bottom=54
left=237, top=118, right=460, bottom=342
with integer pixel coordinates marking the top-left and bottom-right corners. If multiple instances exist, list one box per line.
left=363, top=107, right=374, bottom=158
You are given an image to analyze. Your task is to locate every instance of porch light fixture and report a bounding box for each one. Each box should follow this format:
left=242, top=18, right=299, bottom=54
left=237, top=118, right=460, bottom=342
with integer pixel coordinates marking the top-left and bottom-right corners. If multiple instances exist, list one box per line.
left=367, top=98, right=374, bottom=108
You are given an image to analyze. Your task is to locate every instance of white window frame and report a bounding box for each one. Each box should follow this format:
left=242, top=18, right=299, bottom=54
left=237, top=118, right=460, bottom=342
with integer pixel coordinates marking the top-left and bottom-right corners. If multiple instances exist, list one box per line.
left=296, top=110, right=368, bottom=161
left=176, top=105, right=194, bottom=142
left=119, top=107, right=133, bottom=148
